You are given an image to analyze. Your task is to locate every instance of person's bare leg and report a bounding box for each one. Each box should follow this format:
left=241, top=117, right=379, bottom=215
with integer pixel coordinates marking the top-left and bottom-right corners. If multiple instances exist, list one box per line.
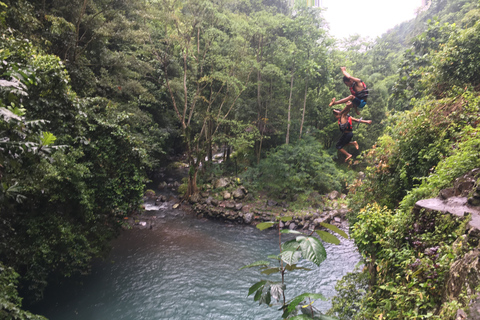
left=339, top=148, right=352, bottom=162
left=350, top=141, right=358, bottom=150
left=332, top=95, right=354, bottom=106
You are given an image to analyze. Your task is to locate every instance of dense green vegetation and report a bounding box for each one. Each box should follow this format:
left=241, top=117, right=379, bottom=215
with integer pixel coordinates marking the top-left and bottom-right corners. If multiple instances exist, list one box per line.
left=1, top=0, right=480, bottom=318
left=328, top=1, right=480, bottom=319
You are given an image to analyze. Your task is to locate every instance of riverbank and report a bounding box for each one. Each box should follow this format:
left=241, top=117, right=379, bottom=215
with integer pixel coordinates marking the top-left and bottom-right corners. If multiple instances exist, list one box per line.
left=130, top=173, right=351, bottom=232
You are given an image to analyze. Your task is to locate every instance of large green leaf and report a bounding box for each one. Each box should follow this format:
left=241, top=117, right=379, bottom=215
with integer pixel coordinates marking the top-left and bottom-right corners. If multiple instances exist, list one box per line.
left=282, top=239, right=301, bottom=251
left=248, top=280, right=267, bottom=296
left=239, top=260, right=270, bottom=270
left=287, top=293, right=327, bottom=312
left=257, top=222, right=275, bottom=230
left=281, top=249, right=302, bottom=265
left=320, top=222, right=348, bottom=239
left=315, top=230, right=340, bottom=245
left=297, top=236, right=326, bottom=266
left=261, top=267, right=281, bottom=275
left=278, top=216, right=293, bottom=222
left=40, top=131, right=57, bottom=146
left=285, top=264, right=312, bottom=272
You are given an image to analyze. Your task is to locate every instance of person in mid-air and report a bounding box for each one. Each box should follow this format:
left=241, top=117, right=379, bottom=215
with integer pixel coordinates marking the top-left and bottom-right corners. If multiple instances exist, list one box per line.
left=333, top=104, right=372, bottom=162
left=329, top=67, right=369, bottom=115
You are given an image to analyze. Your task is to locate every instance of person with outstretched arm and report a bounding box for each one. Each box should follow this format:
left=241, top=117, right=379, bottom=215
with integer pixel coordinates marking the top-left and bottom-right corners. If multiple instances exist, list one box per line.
left=329, top=67, right=369, bottom=115
left=333, top=103, right=372, bottom=162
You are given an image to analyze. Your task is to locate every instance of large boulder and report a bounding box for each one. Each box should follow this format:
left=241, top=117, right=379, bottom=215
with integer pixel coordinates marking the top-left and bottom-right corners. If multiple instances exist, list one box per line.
left=232, top=187, right=245, bottom=200
left=215, top=177, right=230, bottom=189
left=443, top=249, right=480, bottom=302
left=327, top=190, right=340, bottom=200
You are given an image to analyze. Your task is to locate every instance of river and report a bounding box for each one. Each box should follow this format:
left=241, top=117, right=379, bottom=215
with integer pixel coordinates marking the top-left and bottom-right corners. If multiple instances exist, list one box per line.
left=32, top=185, right=361, bottom=320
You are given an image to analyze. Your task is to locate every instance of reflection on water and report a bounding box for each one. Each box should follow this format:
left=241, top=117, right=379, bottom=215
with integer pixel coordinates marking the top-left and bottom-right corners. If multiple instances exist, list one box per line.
left=33, top=202, right=361, bottom=320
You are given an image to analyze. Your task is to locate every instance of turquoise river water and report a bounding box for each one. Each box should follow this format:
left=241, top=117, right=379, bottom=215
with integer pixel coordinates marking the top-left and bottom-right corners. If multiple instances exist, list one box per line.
left=32, top=196, right=361, bottom=320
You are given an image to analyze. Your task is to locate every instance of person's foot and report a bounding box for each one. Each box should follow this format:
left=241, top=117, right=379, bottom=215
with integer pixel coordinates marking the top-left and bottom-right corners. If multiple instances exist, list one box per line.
left=329, top=98, right=336, bottom=107
left=345, top=154, right=352, bottom=162
left=353, top=141, right=359, bottom=150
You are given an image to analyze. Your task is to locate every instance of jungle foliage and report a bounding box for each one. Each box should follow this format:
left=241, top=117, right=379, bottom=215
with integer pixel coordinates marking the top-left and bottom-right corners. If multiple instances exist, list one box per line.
left=329, top=1, right=480, bottom=319
left=1, top=0, right=480, bottom=318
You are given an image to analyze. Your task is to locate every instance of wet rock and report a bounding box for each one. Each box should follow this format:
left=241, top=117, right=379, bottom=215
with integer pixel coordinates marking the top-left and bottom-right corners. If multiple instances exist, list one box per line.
left=189, top=193, right=201, bottom=204
left=211, top=198, right=219, bottom=206
left=454, top=169, right=479, bottom=197
left=267, top=200, right=278, bottom=207
left=158, top=181, right=167, bottom=190
left=439, top=187, right=455, bottom=200
left=223, top=191, right=231, bottom=200
left=443, top=249, right=480, bottom=302
left=232, top=188, right=245, bottom=200
left=215, top=177, right=230, bottom=189
left=225, top=201, right=235, bottom=209
left=327, top=190, right=340, bottom=200
left=145, top=190, right=156, bottom=199
left=205, top=196, right=213, bottom=205
left=289, top=223, right=297, bottom=230
left=243, top=212, right=254, bottom=224
left=469, top=196, right=480, bottom=206
left=201, top=192, right=209, bottom=198
left=235, top=203, right=243, bottom=211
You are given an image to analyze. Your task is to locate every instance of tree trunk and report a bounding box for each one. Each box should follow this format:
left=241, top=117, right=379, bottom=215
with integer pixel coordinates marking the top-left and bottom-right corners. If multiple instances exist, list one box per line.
left=255, top=34, right=264, bottom=164
left=300, top=76, right=308, bottom=139
left=286, top=69, right=294, bottom=145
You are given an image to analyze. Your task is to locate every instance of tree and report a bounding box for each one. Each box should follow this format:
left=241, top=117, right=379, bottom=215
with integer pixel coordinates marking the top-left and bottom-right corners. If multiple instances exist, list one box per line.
left=153, top=0, right=255, bottom=197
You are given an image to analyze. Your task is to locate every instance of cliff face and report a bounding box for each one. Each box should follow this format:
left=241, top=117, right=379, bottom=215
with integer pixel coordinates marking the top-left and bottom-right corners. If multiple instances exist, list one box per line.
left=414, top=168, right=480, bottom=319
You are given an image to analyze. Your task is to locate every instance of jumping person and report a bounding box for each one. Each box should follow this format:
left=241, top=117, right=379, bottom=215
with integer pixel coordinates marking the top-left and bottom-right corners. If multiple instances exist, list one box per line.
left=329, top=67, right=369, bottom=115
left=333, top=103, right=372, bottom=162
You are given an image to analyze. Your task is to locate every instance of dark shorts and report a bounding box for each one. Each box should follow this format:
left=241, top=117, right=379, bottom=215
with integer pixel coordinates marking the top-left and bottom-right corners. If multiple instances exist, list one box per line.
left=352, top=97, right=367, bottom=109
left=336, top=131, right=353, bottom=149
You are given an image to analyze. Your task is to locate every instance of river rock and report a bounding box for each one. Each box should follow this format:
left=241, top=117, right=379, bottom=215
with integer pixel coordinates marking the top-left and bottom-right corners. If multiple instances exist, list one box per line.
left=443, top=249, right=480, bottom=301
left=454, top=169, right=479, bottom=196
left=225, top=201, right=235, bottom=209
left=232, top=187, right=245, bottom=200
left=439, top=187, right=455, bottom=200
left=215, top=177, right=230, bottom=189
left=235, top=203, right=243, bottom=211
left=267, top=200, right=278, bottom=207
left=243, top=212, right=254, bottom=224
left=145, top=190, right=155, bottom=199
left=289, top=222, right=297, bottom=230
left=327, top=190, right=340, bottom=200
left=223, top=191, right=231, bottom=200
left=189, top=193, right=201, bottom=204
left=211, top=198, right=219, bottom=206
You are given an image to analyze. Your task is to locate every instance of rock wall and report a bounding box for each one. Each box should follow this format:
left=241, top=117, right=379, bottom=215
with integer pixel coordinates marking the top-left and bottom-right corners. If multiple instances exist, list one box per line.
left=414, top=168, right=480, bottom=319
